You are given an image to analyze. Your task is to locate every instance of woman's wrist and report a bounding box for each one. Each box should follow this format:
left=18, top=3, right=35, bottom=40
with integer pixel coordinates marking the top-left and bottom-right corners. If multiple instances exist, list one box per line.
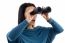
left=25, top=19, right=31, bottom=23
left=47, top=17, right=52, bottom=22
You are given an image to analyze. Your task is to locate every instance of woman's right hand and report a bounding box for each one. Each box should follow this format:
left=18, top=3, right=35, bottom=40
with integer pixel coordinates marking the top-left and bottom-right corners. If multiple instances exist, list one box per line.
left=24, top=6, right=36, bottom=23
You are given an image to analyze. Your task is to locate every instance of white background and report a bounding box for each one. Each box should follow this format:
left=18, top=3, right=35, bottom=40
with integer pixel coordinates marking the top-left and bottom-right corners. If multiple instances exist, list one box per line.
left=0, top=0, right=65, bottom=43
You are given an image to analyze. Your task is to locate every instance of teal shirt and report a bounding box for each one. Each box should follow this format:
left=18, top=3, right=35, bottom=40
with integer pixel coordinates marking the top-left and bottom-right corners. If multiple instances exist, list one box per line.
left=7, top=18, right=63, bottom=43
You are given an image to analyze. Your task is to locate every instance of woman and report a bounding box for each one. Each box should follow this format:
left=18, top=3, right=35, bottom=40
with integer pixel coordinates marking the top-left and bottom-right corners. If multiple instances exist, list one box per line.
left=7, top=3, right=63, bottom=43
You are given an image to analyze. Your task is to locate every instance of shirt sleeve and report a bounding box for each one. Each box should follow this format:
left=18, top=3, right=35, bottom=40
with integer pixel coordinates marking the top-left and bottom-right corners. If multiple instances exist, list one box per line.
left=6, top=19, right=29, bottom=41
left=47, top=18, right=64, bottom=34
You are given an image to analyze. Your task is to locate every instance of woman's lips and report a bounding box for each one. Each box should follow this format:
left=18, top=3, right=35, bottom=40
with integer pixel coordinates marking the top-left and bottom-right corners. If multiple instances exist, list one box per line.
left=32, top=20, right=35, bottom=21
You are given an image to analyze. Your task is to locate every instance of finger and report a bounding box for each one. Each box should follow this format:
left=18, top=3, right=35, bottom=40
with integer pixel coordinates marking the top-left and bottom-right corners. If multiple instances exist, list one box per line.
left=42, top=14, right=46, bottom=19
left=42, top=13, right=48, bottom=17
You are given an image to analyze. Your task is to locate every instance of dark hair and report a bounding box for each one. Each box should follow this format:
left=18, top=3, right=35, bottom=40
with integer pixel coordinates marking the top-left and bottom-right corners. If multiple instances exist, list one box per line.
left=18, top=3, right=35, bottom=24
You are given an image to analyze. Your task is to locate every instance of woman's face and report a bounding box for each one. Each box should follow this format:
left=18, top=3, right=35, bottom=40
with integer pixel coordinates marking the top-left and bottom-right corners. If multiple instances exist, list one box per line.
left=25, top=6, right=36, bottom=25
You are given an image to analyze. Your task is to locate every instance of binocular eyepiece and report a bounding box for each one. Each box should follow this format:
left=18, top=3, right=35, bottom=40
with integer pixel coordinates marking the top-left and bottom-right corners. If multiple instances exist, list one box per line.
left=30, top=6, right=51, bottom=15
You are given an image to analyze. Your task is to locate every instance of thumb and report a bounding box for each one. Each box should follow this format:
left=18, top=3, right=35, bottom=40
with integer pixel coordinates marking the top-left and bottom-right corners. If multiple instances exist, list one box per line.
left=42, top=15, right=46, bottom=19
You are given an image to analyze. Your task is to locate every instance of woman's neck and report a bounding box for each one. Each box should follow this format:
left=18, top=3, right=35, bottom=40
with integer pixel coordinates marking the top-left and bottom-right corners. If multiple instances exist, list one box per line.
left=28, top=24, right=34, bottom=29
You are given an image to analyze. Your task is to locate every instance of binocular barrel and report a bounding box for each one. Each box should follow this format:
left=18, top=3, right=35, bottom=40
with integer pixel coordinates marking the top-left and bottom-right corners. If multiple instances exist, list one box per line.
left=30, top=6, right=51, bottom=15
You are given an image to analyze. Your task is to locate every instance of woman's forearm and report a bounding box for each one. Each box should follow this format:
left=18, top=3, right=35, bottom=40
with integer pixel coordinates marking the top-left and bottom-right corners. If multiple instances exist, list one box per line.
left=7, top=19, right=28, bottom=41
left=47, top=18, right=64, bottom=33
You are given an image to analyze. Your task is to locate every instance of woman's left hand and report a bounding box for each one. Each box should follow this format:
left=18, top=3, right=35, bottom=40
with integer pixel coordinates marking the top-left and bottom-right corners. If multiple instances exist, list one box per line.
left=41, top=13, right=51, bottom=21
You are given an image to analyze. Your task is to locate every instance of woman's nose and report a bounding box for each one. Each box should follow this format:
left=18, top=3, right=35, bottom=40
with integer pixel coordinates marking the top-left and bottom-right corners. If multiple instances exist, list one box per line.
left=34, top=15, right=37, bottom=19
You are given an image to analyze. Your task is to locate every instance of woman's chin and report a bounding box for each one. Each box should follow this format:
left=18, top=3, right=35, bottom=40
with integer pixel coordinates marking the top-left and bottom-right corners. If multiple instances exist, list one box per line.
left=31, top=21, right=35, bottom=23
left=31, top=21, right=35, bottom=24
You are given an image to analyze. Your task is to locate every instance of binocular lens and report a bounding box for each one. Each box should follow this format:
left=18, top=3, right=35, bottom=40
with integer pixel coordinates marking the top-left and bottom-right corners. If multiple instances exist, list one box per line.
left=30, top=6, right=51, bottom=15
left=42, top=7, right=51, bottom=13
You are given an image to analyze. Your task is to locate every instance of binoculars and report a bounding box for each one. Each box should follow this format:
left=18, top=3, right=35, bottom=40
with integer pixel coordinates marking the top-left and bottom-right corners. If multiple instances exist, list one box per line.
left=30, top=6, right=51, bottom=15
